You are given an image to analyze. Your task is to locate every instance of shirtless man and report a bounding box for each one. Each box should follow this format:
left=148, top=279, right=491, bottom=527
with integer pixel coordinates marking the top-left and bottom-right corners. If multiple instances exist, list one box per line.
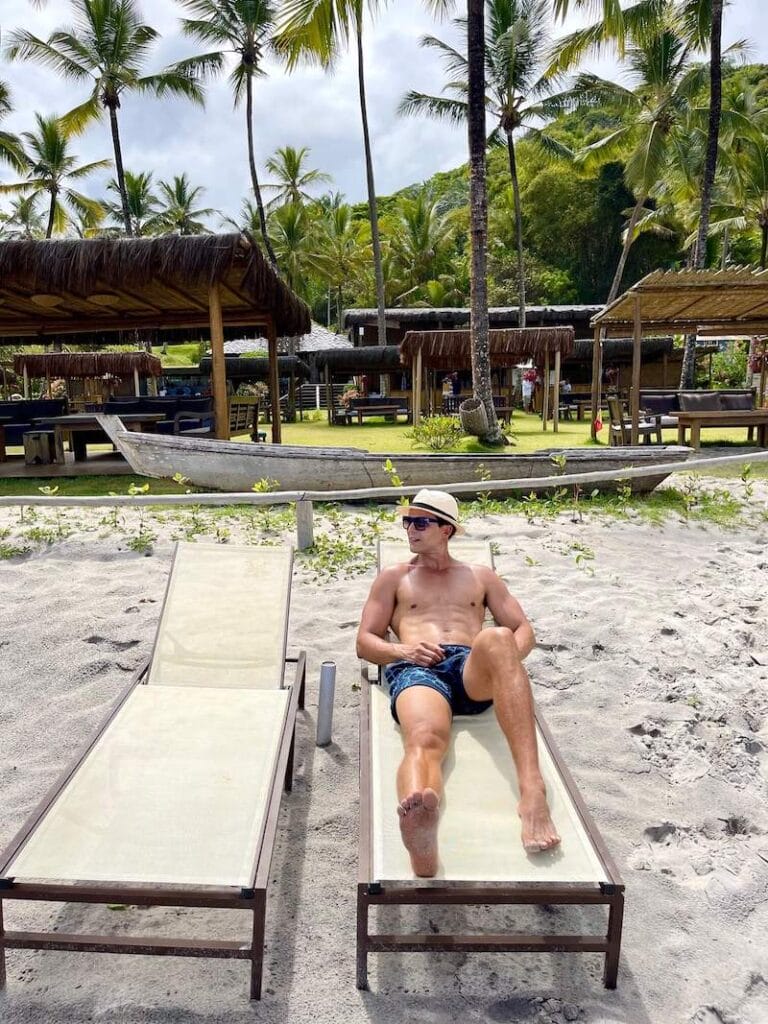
left=356, top=489, right=560, bottom=877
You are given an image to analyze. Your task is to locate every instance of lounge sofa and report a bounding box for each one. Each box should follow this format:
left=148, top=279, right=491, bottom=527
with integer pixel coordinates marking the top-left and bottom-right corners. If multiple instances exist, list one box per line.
left=638, top=389, right=755, bottom=427
left=0, top=399, right=69, bottom=456
left=104, top=396, right=213, bottom=434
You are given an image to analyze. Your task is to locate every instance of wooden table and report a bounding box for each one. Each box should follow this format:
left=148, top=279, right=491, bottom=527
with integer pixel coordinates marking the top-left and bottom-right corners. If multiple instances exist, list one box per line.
left=675, top=409, right=768, bottom=448
left=34, top=413, right=166, bottom=463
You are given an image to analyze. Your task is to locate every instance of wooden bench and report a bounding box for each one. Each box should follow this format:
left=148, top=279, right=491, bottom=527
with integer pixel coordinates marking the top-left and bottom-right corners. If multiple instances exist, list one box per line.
left=354, top=403, right=407, bottom=424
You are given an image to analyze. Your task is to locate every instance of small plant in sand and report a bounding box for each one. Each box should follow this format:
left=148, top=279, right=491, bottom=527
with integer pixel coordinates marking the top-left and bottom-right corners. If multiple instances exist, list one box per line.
left=680, top=474, right=703, bottom=518
left=740, top=464, right=754, bottom=500
left=37, top=485, right=70, bottom=539
left=297, top=525, right=375, bottom=582
left=126, top=483, right=155, bottom=554
left=406, top=415, right=463, bottom=452
left=550, top=453, right=567, bottom=474
left=470, top=464, right=504, bottom=516
left=0, top=542, right=30, bottom=559
left=382, top=458, right=410, bottom=509
left=569, top=540, right=595, bottom=575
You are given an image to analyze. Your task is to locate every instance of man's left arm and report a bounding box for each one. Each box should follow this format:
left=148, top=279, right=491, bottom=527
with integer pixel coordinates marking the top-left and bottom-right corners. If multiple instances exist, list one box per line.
left=481, top=568, right=536, bottom=659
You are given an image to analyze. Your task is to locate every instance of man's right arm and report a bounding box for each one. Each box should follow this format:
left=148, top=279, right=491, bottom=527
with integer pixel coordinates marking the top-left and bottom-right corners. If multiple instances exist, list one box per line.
left=356, top=568, right=444, bottom=667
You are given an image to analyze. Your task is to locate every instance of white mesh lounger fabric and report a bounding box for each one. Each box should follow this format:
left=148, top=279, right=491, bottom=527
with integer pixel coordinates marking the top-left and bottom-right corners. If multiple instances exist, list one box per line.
left=356, top=540, right=624, bottom=989
left=0, top=542, right=306, bottom=1001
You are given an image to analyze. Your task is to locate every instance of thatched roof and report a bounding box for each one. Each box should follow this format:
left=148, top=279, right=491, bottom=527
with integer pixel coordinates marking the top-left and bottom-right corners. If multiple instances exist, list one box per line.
left=572, top=337, right=674, bottom=362
left=313, top=346, right=402, bottom=373
left=400, top=328, right=575, bottom=368
left=592, top=267, right=768, bottom=337
left=198, top=355, right=310, bottom=380
left=0, top=233, right=311, bottom=341
left=13, top=350, right=162, bottom=378
left=344, top=305, right=601, bottom=331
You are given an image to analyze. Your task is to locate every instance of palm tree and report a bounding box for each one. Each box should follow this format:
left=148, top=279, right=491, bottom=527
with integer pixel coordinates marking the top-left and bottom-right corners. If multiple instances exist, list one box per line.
left=0, top=113, right=109, bottom=237
left=276, top=0, right=391, bottom=346
left=0, top=80, right=26, bottom=172
left=104, top=169, right=162, bottom=236
left=263, top=145, right=331, bottom=207
left=156, top=173, right=215, bottom=234
left=307, top=199, right=370, bottom=327
left=174, top=0, right=280, bottom=266
left=267, top=201, right=314, bottom=292
left=0, top=194, right=47, bottom=238
left=546, top=27, right=708, bottom=305
left=5, top=0, right=205, bottom=236
left=709, top=136, right=768, bottom=269
left=399, top=0, right=568, bottom=328
left=386, top=189, right=456, bottom=295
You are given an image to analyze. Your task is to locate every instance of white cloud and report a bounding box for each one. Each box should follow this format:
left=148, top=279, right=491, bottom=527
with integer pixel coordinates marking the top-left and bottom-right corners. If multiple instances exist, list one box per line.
left=0, top=0, right=765, bottom=224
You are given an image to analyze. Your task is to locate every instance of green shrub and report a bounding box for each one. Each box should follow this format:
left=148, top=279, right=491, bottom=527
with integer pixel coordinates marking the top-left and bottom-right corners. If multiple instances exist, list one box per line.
left=406, top=415, right=464, bottom=451
left=709, top=343, right=748, bottom=388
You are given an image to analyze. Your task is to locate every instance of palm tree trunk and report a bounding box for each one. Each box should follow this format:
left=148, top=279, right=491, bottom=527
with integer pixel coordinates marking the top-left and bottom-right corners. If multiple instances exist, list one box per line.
left=761, top=222, right=768, bottom=269
left=245, top=72, right=278, bottom=267
left=45, top=191, right=56, bottom=239
left=694, top=0, right=723, bottom=268
left=505, top=129, right=526, bottom=328
left=355, top=15, right=387, bottom=347
left=108, top=104, right=133, bottom=237
left=607, top=195, right=646, bottom=305
left=468, top=0, right=502, bottom=444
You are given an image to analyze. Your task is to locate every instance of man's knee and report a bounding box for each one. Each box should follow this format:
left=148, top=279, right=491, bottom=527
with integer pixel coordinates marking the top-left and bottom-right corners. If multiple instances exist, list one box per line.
left=473, top=626, right=521, bottom=661
left=403, top=721, right=449, bottom=754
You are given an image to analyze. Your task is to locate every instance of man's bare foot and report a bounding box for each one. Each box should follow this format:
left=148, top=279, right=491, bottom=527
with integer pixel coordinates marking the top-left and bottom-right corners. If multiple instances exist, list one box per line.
left=397, top=788, right=440, bottom=876
left=518, top=788, right=561, bottom=853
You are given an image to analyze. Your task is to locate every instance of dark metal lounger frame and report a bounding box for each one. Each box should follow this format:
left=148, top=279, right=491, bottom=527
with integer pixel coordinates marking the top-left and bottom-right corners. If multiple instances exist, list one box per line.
left=357, top=670, right=625, bottom=989
left=0, top=544, right=306, bottom=1001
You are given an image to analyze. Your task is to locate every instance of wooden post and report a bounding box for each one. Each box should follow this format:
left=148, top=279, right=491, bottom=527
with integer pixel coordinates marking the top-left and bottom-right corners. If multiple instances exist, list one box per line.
left=590, top=325, right=602, bottom=441
left=296, top=500, right=314, bottom=550
left=541, top=349, right=550, bottom=431
left=133, top=368, right=140, bottom=396
left=266, top=316, right=281, bottom=444
left=208, top=283, right=229, bottom=440
left=325, top=364, right=333, bottom=424
left=553, top=347, right=561, bottom=433
left=630, top=295, right=642, bottom=445
left=23, top=363, right=29, bottom=399
left=759, top=338, right=767, bottom=408
left=413, top=351, right=423, bottom=425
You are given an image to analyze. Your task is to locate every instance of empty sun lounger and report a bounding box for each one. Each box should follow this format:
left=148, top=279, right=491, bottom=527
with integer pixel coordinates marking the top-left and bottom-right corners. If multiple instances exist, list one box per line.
left=357, top=541, right=624, bottom=990
left=0, top=542, right=305, bottom=1000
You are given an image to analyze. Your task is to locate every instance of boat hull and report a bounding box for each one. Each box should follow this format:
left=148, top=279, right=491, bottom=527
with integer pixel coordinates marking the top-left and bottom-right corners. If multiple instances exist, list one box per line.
left=97, top=418, right=691, bottom=496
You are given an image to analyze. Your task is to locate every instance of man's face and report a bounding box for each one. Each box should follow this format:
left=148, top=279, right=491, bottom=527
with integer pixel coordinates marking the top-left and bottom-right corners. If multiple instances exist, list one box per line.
left=402, top=506, right=450, bottom=551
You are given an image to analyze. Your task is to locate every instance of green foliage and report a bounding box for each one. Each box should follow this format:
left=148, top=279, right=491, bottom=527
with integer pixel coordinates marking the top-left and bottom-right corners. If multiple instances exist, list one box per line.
left=710, top=343, right=748, bottom=388
left=406, top=415, right=464, bottom=451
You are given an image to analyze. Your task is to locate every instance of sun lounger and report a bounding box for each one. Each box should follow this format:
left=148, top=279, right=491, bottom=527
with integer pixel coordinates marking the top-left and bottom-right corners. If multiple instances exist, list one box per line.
left=357, top=541, right=624, bottom=990
left=0, top=542, right=305, bottom=1000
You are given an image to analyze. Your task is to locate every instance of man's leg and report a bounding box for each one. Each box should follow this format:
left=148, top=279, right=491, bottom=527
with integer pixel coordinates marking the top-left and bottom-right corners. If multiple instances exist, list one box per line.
left=463, top=628, right=561, bottom=852
left=394, top=685, right=452, bottom=877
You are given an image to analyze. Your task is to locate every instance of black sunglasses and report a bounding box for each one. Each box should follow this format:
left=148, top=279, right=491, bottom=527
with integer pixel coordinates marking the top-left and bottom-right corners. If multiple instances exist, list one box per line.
left=402, top=515, right=442, bottom=531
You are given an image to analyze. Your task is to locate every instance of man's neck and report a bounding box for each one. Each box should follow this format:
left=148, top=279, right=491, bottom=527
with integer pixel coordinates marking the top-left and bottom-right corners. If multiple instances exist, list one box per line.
left=414, top=548, right=453, bottom=572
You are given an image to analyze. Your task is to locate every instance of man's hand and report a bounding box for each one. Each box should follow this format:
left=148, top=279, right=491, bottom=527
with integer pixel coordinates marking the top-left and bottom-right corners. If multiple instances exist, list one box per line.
left=392, top=641, right=445, bottom=667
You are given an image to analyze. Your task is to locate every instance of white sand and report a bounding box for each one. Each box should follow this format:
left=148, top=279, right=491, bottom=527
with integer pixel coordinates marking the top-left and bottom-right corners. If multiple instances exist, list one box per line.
left=1, top=478, right=767, bottom=1024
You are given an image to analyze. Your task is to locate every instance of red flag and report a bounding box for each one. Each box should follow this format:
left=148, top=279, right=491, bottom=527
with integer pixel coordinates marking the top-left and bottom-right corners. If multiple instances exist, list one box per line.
left=594, top=418, right=603, bottom=432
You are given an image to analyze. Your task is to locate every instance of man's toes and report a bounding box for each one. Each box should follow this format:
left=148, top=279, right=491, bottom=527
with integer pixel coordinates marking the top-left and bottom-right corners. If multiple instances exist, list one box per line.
left=422, top=788, right=439, bottom=812
left=397, top=803, right=406, bottom=818
left=411, top=792, right=423, bottom=809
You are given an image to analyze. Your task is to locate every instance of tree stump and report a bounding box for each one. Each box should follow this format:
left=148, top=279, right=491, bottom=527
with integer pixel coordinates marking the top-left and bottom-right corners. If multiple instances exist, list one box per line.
left=459, top=397, right=489, bottom=437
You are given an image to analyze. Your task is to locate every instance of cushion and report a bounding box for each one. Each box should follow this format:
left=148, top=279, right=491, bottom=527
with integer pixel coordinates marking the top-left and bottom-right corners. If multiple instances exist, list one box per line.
left=678, top=392, right=721, bottom=412
left=719, top=394, right=753, bottom=411
left=640, top=393, right=679, bottom=415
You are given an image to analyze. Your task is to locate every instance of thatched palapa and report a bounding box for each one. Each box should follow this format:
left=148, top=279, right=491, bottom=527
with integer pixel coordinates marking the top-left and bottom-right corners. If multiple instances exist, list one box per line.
left=199, top=355, right=310, bottom=380
left=313, top=346, right=402, bottom=373
left=400, top=328, right=575, bottom=368
left=0, top=233, right=310, bottom=340
left=14, top=351, right=162, bottom=378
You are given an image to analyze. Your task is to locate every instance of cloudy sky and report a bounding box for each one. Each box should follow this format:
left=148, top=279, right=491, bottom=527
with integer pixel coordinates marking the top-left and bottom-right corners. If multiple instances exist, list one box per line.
left=1, top=0, right=765, bottom=224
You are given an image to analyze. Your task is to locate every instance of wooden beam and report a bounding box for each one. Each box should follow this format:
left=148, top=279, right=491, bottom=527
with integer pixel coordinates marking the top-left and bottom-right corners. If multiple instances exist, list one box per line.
left=266, top=316, right=281, bottom=444
left=208, top=283, right=229, bottom=440
left=630, top=295, right=642, bottom=445
left=541, top=349, right=550, bottom=430
left=325, top=364, right=333, bottom=425
left=590, top=325, right=602, bottom=441
left=0, top=312, right=275, bottom=338
left=553, top=347, right=561, bottom=433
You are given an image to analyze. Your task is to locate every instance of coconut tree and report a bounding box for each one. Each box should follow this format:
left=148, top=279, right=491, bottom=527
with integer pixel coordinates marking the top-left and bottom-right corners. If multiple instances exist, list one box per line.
left=4, top=0, right=206, bottom=237
left=263, top=145, right=331, bottom=207
left=156, top=173, right=215, bottom=234
left=545, top=27, right=709, bottom=305
left=0, top=194, right=47, bottom=238
left=398, top=0, right=569, bottom=328
left=173, top=0, right=280, bottom=266
left=0, top=80, right=26, bottom=172
left=0, top=113, right=109, bottom=237
left=266, top=201, right=315, bottom=292
left=307, top=199, right=370, bottom=327
left=104, top=169, right=163, bottom=236
left=385, top=189, right=457, bottom=296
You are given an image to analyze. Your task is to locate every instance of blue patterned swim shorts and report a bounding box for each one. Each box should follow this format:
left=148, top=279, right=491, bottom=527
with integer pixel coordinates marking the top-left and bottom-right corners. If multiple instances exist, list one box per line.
left=383, top=644, right=493, bottom=723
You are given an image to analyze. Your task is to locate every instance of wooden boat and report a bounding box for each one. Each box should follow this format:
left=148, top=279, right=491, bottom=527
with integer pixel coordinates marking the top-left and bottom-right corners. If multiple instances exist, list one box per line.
left=97, top=415, right=691, bottom=496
